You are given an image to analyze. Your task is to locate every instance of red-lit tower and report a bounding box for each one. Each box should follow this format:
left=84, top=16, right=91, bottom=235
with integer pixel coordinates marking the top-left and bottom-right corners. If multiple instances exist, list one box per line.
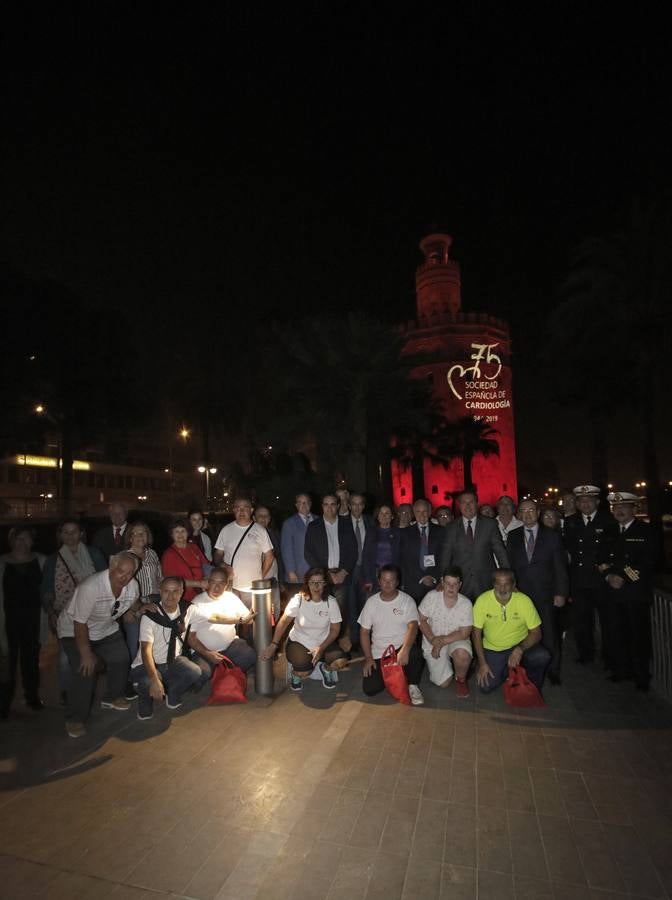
left=393, top=234, right=518, bottom=507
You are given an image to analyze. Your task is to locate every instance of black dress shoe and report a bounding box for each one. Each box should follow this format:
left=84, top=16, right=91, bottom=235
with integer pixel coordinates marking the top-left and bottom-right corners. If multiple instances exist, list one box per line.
left=635, top=682, right=650, bottom=692
left=548, top=674, right=562, bottom=686
left=26, top=698, right=44, bottom=711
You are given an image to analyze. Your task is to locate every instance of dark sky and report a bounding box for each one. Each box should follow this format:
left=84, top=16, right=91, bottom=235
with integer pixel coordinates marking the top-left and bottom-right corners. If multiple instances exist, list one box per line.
left=2, top=6, right=670, bottom=486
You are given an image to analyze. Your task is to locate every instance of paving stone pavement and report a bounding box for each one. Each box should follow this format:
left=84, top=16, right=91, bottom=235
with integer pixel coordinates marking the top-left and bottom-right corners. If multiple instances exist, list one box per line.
left=1, top=639, right=671, bottom=900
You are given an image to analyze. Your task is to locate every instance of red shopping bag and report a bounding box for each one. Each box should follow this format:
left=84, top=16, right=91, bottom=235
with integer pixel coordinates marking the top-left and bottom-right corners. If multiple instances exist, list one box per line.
left=503, top=665, right=545, bottom=708
left=380, top=645, right=411, bottom=705
left=207, top=656, right=248, bottom=704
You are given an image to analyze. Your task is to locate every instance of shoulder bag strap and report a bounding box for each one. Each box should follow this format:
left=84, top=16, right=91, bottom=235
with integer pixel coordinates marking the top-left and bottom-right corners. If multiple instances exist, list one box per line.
left=230, top=523, right=254, bottom=567
left=57, top=550, right=78, bottom=588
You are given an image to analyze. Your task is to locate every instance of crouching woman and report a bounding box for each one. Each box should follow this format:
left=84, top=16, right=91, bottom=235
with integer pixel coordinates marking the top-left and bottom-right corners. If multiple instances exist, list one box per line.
left=262, top=567, right=347, bottom=691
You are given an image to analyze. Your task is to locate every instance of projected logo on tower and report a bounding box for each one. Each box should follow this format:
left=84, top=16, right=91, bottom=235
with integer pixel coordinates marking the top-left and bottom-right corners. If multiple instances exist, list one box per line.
left=447, top=342, right=511, bottom=419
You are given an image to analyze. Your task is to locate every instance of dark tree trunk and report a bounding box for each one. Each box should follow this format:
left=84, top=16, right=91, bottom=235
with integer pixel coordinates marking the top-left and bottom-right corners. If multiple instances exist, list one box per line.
left=463, top=449, right=474, bottom=492
left=411, top=444, right=425, bottom=502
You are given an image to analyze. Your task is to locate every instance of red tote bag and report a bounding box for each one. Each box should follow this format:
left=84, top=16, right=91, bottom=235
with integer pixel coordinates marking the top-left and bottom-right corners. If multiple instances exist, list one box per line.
left=380, top=645, right=411, bottom=705
left=503, top=665, right=545, bottom=708
left=207, top=656, right=248, bottom=705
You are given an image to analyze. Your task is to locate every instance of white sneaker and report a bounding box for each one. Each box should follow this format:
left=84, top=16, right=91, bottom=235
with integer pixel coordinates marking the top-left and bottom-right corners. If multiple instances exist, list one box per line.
left=408, top=685, right=424, bottom=706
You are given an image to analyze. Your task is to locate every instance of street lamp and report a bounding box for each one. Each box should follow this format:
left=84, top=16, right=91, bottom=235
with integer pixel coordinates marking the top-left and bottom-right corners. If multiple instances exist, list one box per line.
left=197, top=466, right=217, bottom=509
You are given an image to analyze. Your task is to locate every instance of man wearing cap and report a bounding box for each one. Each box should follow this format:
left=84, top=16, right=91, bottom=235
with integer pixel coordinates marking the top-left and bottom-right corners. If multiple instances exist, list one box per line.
left=563, top=485, right=617, bottom=666
left=598, top=492, right=658, bottom=691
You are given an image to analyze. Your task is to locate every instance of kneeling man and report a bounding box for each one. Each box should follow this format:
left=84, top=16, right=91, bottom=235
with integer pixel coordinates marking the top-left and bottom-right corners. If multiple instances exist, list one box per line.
left=132, top=576, right=208, bottom=720
left=358, top=564, right=425, bottom=706
left=418, top=566, right=473, bottom=698
left=185, top=568, right=257, bottom=682
left=472, top=569, right=550, bottom=694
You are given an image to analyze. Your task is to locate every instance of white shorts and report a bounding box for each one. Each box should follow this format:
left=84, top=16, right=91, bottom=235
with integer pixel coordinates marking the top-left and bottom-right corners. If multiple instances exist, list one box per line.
left=423, top=639, right=473, bottom=686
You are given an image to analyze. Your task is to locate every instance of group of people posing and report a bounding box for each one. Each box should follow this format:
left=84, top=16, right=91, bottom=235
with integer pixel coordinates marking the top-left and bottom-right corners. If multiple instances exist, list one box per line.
left=0, top=482, right=656, bottom=733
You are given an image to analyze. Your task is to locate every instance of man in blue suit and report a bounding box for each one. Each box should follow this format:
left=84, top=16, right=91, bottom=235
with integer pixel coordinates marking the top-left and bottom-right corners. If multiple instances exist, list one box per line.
left=280, top=493, right=315, bottom=586
left=507, top=499, right=569, bottom=684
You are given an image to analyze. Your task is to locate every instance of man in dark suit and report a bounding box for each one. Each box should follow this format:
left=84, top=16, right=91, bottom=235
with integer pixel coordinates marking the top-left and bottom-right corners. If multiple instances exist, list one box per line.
left=440, top=491, right=509, bottom=601
left=93, top=502, right=129, bottom=562
left=599, top=491, right=658, bottom=690
left=563, top=484, right=617, bottom=666
left=346, top=493, right=377, bottom=646
left=304, top=494, right=358, bottom=650
left=399, top=499, right=443, bottom=602
left=507, top=499, right=570, bottom=684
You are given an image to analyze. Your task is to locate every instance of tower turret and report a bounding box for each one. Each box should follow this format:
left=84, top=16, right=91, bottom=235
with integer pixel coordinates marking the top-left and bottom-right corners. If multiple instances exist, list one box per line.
left=416, top=233, right=462, bottom=321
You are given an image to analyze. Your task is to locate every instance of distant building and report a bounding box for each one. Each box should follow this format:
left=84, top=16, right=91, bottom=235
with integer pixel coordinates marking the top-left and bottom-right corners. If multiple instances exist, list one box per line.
left=393, top=234, right=518, bottom=507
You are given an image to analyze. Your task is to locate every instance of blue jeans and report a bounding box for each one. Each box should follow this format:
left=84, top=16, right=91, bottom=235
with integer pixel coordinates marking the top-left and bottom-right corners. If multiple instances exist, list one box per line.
left=132, top=656, right=208, bottom=716
left=193, top=637, right=257, bottom=676
left=479, top=644, right=551, bottom=694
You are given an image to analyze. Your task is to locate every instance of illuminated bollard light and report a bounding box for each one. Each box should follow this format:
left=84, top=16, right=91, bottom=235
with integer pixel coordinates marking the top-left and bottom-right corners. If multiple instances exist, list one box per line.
left=250, top=579, right=274, bottom=696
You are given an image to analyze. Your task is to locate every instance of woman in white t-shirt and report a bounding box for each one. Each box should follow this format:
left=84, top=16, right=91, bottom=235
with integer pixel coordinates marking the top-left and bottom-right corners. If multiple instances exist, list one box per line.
left=418, top=566, right=473, bottom=697
left=262, top=567, right=347, bottom=691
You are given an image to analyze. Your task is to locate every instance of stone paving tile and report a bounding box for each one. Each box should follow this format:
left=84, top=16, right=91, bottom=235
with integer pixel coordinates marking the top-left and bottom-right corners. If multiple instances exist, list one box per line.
left=1, top=646, right=672, bottom=900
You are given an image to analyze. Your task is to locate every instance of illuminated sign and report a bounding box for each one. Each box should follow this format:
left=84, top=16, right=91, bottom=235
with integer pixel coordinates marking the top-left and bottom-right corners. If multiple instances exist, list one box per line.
left=15, top=455, right=91, bottom=471
left=447, top=342, right=511, bottom=416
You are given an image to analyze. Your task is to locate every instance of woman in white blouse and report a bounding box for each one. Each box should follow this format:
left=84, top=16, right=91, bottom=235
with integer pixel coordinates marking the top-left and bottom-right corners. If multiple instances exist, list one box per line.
left=262, top=567, right=347, bottom=692
left=418, top=566, right=473, bottom=698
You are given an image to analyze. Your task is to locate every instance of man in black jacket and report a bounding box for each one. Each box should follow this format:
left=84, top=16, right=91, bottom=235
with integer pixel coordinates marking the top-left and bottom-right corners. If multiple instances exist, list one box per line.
left=508, top=499, right=570, bottom=684
left=440, top=491, right=509, bottom=601
left=399, top=499, right=443, bottom=603
left=304, top=494, right=358, bottom=650
left=599, top=491, right=658, bottom=690
left=563, top=484, right=617, bottom=666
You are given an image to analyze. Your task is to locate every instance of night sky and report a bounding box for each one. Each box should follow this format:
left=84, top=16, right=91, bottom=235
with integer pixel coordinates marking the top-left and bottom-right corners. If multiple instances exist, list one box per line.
left=2, top=7, right=670, bottom=488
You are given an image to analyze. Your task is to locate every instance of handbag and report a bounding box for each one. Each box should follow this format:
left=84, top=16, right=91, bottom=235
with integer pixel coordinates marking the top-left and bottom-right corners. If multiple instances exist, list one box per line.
left=503, top=665, right=545, bottom=708
left=207, top=655, right=248, bottom=704
left=380, top=644, right=411, bottom=705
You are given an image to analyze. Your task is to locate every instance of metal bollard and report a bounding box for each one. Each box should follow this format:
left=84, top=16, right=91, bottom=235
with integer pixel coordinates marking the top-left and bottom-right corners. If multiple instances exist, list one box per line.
left=251, top=578, right=274, bottom=696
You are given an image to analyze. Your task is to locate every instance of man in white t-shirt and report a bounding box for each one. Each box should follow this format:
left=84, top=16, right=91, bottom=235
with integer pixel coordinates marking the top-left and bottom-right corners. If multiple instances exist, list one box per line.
left=60, top=552, right=144, bottom=738
left=185, top=567, right=257, bottom=680
left=418, top=566, right=473, bottom=697
left=132, top=576, right=208, bottom=720
left=358, top=564, right=425, bottom=706
left=213, top=498, right=274, bottom=604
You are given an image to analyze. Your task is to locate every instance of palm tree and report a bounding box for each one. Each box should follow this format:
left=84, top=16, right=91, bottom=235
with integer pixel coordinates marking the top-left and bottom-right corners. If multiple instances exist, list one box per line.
left=251, top=312, right=435, bottom=497
left=438, top=416, right=500, bottom=493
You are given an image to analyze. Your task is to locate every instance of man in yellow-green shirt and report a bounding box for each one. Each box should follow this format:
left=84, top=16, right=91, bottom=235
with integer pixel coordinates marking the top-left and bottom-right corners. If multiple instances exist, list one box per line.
left=472, top=569, right=551, bottom=694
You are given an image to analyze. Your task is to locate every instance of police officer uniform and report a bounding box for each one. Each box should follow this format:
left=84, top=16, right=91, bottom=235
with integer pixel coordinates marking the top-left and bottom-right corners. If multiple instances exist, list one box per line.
left=563, top=485, right=617, bottom=665
left=598, top=492, right=658, bottom=690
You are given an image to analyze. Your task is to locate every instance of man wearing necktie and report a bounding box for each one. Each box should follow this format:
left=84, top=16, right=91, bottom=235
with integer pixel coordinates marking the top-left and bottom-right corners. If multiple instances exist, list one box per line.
left=440, top=491, right=509, bottom=602
left=507, top=500, right=569, bottom=684
left=93, top=502, right=129, bottom=563
left=281, top=493, right=315, bottom=585
left=563, top=484, right=617, bottom=666
left=346, top=494, right=376, bottom=647
left=399, top=499, right=442, bottom=602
